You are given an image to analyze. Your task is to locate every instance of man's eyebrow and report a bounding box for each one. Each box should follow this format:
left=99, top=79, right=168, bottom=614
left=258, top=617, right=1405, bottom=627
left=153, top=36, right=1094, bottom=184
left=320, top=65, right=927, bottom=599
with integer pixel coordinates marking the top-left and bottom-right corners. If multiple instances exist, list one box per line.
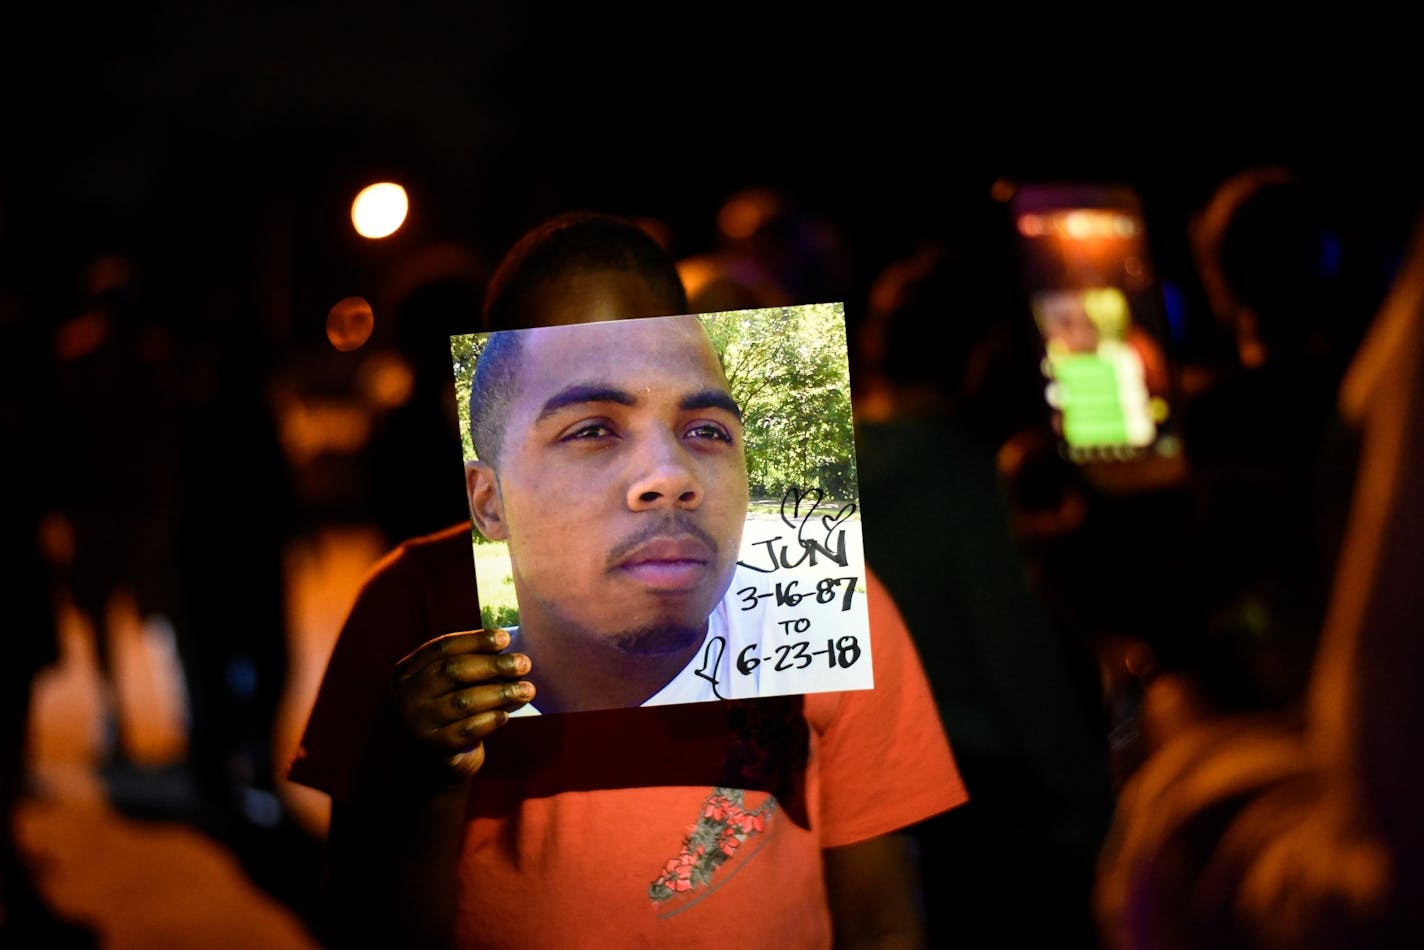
left=536, top=384, right=743, bottom=423
left=536, top=384, right=636, bottom=421
left=681, top=389, right=743, bottom=422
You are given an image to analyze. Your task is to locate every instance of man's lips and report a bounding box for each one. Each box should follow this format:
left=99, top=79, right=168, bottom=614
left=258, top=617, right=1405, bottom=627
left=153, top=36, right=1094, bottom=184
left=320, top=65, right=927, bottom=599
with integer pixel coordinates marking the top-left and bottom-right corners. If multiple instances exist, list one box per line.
left=613, top=536, right=715, bottom=590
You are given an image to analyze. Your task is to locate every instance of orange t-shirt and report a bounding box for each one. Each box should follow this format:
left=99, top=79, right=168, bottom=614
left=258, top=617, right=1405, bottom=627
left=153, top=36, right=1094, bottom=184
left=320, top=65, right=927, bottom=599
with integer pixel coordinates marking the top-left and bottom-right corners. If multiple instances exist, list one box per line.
left=289, top=522, right=967, bottom=948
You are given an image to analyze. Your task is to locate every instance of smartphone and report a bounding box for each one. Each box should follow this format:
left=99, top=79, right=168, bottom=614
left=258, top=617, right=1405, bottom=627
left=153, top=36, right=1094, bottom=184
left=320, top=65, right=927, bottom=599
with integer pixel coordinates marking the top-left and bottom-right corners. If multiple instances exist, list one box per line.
left=1002, top=181, right=1186, bottom=491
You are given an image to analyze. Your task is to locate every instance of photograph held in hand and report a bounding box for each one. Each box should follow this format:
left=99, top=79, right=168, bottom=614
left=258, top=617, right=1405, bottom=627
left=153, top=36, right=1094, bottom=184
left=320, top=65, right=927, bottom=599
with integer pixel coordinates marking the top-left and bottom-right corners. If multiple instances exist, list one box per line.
left=451, top=304, right=873, bottom=715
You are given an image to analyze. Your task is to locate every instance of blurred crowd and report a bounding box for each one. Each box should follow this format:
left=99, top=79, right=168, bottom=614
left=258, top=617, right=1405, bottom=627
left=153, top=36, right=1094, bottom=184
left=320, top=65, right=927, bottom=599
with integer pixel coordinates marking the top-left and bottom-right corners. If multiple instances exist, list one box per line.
left=3, top=167, right=1422, bottom=948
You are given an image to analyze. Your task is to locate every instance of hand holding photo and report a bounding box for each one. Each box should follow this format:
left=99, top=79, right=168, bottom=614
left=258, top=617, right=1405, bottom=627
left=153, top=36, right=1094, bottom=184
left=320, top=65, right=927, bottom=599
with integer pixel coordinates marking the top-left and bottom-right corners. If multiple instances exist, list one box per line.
left=449, top=302, right=872, bottom=715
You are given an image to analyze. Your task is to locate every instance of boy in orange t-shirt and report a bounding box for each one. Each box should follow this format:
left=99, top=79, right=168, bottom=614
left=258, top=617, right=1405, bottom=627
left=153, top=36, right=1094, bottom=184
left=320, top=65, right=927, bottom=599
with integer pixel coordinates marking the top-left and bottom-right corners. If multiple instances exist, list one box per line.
left=287, top=212, right=966, bottom=947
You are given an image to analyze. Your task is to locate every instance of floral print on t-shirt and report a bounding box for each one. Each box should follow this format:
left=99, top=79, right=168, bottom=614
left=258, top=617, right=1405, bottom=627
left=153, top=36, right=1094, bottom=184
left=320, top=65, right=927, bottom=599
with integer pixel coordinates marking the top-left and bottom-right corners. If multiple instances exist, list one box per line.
left=649, top=787, right=778, bottom=905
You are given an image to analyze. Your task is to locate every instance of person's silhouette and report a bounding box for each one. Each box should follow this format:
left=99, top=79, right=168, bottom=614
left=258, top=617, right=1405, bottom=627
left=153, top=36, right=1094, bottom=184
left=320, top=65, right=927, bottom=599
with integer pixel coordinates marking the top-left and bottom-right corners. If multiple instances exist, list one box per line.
left=1, top=255, right=99, bottom=948
left=1177, top=165, right=1378, bottom=713
left=48, top=250, right=186, bottom=770
left=364, top=251, right=489, bottom=550
left=854, top=236, right=1115, bottom=950
left=1096, top=196, right=1424, bottom=950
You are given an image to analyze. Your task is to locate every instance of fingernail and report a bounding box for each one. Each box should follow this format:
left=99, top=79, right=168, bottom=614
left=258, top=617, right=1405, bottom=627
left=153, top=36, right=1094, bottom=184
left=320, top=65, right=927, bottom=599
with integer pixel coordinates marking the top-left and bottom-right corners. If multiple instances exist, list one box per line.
left=502, top=653, right=530, bottom=676
left=490, top=628, right=510, bottom=650
left=508, top=681, right=534, bottom=701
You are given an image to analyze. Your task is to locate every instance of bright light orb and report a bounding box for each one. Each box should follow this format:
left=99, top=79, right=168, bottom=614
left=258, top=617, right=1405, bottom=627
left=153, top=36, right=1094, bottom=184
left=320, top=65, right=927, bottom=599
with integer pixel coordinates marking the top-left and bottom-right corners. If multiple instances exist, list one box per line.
left=351, top=182, right=409, bottom=239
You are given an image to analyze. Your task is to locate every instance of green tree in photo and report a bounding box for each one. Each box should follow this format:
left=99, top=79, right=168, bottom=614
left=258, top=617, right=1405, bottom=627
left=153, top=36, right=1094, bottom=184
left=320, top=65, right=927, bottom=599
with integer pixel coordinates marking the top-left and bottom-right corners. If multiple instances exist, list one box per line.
left=450, top=332, right=484, bottom=461
left=701, top=304, right=858, bottom=502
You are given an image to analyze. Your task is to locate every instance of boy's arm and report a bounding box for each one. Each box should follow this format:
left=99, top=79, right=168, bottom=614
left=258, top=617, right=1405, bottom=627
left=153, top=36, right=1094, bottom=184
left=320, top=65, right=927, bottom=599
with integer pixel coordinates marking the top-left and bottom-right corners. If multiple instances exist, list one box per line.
left=824, top=833, right=927, bottom=949
left=325, top=776, right=473, bottom=948
left=320, top=628, right=534, bottom=948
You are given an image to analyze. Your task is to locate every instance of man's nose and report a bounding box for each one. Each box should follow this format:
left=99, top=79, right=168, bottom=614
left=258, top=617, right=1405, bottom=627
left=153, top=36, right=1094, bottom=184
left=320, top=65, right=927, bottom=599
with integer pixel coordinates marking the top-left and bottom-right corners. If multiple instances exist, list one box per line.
left=627, top=433, right=702, bottom=510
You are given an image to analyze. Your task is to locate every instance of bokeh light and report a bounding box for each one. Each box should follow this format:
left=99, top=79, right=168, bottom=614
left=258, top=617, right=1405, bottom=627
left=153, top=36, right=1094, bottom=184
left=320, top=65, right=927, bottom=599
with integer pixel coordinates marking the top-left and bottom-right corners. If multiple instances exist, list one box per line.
left=326, top=296, right=375, bottom=351
left=351, top=181, right=409, bottom=239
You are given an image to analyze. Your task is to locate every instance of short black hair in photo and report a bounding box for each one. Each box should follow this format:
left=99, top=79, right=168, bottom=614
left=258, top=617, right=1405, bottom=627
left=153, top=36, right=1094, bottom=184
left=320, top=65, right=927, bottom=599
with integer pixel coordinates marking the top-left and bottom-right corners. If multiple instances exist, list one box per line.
left=467, top=330, right=521, bottom=467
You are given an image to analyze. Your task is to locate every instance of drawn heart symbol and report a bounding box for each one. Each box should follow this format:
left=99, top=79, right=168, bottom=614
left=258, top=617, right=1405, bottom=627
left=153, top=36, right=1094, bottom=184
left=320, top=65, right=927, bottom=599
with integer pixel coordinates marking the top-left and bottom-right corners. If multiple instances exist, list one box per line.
left=821, top=503, right=856, bottom=535
left=781, top=487, right=824, bottom=529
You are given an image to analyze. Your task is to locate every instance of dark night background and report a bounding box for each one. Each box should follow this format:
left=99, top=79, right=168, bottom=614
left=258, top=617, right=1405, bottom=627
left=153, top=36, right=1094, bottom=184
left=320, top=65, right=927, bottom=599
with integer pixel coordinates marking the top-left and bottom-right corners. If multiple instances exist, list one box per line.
left=5, top=1, right=1421, bottom=318
left=4, top=0, right=1419, bottom=532
left=0, top=0, right=1415, bottom=539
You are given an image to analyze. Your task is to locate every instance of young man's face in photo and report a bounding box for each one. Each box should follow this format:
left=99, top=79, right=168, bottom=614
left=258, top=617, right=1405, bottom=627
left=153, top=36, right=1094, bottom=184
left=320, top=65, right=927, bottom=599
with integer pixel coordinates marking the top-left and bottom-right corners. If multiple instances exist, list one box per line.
left=478, top=301, right=749, bottom=657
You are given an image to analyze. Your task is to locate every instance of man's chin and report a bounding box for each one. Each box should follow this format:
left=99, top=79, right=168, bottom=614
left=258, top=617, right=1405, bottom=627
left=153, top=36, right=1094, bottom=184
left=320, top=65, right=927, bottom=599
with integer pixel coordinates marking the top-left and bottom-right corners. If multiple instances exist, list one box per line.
left=610, top=622, right=706, bottom=656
